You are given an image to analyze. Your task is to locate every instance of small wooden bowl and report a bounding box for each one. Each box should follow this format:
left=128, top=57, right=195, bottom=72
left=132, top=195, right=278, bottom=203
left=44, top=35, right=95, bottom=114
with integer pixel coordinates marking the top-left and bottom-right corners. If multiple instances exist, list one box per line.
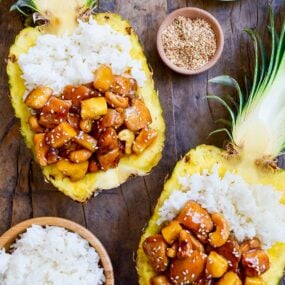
left=0, top=217, right=114, bottom=285
left=157, top=7, right=224, bottom=75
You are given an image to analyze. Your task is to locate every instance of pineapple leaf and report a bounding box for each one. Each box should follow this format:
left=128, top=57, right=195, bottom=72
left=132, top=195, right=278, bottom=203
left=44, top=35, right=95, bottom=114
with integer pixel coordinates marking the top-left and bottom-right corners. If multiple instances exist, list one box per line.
left=215, top=118, right=232, bottom=127
left=270, top=17, right=285, bottom=83
left=224, top=94, right=239, bottom=111
left=244, top=28, right=259, bottom=103
left=259, top=7, right=277, bottom=93
left=10, top=0, right=38, bottom=16
left=244, top=75, right=251, bottom=98
left=86, top=0, right=99, bottom=9
left=206, top=95, right=235, bottom=123
left=208, top=7, right=285, bottom=160
left=209, top=75, right=243, bottom=116
left=208, top=128, right=233, bottom=142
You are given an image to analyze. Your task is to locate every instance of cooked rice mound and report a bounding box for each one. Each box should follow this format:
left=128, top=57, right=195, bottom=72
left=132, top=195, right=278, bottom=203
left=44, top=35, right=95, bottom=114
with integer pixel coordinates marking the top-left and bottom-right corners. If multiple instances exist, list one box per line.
left=18, top=17, right=146, bottom=95
left=157, top=165, right=285, bottom=249
left=0, top=225, right=105, bottom=285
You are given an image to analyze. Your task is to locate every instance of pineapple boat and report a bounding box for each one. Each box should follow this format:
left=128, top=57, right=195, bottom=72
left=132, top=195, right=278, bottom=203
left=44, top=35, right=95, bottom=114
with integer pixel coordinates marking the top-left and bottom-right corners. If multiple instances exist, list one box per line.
left=137, top=9, right=285, bottom=285
left=7, top=0, right=165, bottom=201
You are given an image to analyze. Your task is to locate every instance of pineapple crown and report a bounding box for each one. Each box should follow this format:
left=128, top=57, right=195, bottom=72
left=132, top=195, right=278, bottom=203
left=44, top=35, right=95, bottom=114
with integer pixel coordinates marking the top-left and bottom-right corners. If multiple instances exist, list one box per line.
left=208, top=7, right=285, bottom=161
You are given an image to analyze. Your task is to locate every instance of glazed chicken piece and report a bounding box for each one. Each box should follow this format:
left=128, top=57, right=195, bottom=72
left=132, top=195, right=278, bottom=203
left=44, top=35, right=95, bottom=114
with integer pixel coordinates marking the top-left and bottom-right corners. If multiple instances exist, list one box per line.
left=143, top=234, right=169, bottom=272
left=109, top=75, right=135, bottom=96
left=62, top=85, right=92, bottom=108
left=216, top=238, right=242, bottom=270
left=105, top=91, right=129, bottom=108
left=169, top=250, right=206, bottom=284
left=242, top=249, right=270, bottom=277
left=39, top=96, right=72, bottom=128
left=124, top=99, right=152, bottom=131
left=100, top=109, right=124, bottom=129
left=98, top=127, right=119, bottom=152
left=97, top=148, right=122, bottom=170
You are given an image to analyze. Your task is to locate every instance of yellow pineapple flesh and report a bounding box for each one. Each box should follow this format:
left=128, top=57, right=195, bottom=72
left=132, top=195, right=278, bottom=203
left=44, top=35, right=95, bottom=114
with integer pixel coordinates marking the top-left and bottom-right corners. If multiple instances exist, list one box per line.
left=137, top=145, right=285, bottom=284
left=7, top=7, right=165, bottom=201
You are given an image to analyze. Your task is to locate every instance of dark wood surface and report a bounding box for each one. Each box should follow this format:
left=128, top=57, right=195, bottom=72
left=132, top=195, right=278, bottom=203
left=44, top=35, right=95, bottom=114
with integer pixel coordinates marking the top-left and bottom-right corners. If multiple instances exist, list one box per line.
left=0, top=0, right=284, bottom=284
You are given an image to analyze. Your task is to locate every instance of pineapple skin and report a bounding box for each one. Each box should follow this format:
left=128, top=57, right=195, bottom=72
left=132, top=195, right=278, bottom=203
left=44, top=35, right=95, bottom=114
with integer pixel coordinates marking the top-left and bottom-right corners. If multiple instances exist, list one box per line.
left=136, top=145, right=285, bottom=285
left=7, top=13, right=165, bottom=202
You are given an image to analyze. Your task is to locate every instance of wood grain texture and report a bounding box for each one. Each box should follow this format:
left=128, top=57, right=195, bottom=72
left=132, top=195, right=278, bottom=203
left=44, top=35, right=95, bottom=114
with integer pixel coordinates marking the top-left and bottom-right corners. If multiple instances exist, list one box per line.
left=0, top=0, right=284, bottom=284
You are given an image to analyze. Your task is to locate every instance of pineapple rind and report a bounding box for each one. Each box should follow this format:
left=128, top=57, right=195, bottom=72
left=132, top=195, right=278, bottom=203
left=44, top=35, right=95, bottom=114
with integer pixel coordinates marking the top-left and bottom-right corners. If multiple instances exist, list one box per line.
left=137, top=144, right=285, bottom=285
left=7, top=13, right=165, bottom=202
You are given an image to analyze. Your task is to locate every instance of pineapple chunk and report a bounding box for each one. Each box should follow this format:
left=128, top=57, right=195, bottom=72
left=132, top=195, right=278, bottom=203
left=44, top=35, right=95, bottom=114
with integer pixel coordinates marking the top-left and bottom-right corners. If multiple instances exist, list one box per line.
left=93, top=65, right=113, bottom=92
left=28, top=115, right=43, bottom=133
left=33, top=133, right=49, bottom=166
left=133, top=128, right=158, bottom=154
left=206, top=251, right=228, bottom=278
left=245, top=277, right=266, bottom=285
left=166, top=243, right=178, bottom=258
left=81, top=97, right=107, bottom=120
left=80, top=119, right=93, bottom=133
left=56, top=159, right=88, bottom=181
left=45, top=122, right=77, bottom=148
left=25, top=86, right=53, bottom=109
left=161, top=221, right=182, bottom=245
left=216, top=271, right=242, bottom=285
left=74, top=131, right=97, bottom=152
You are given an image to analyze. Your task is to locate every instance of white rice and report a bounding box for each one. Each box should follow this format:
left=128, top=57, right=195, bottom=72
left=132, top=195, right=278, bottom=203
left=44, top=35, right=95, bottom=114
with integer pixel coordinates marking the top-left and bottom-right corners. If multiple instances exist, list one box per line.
left=0, top=225, right=105, bottom=285
left=157, top=165, right=285, bottom=249
left=18, top=17, right=146, bottom=95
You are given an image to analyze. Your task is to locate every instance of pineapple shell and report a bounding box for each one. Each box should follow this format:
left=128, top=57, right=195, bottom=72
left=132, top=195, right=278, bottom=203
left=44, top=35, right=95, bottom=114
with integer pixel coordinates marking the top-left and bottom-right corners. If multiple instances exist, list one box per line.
left=7, top=13, right=165, bottom=202
left=137, top=145, right=285, bottom=285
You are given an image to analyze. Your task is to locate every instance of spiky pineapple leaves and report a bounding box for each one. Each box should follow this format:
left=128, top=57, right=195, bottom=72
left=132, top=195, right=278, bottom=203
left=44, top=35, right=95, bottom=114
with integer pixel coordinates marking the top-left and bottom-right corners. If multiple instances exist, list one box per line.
left=10, top=0, right=38, bottom=16
left=208, top=7, right=285, bottom=160
left=10, top=0, right=99, bottom=32
left=207, top=75, right=243, bottom=142
left=10, top=0, right=99, bottom=16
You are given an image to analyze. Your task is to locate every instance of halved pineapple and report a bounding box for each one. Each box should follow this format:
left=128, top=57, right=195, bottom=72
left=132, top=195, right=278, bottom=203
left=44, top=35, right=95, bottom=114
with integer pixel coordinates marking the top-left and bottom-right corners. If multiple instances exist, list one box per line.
left=137, top=8, right=285, bottom=285
left=7, top=1, right=165, bottom=201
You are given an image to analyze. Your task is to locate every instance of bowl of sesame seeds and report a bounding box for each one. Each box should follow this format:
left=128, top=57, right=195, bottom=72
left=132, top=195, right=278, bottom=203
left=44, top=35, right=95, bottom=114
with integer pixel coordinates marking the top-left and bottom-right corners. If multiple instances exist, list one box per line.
left=157, top=7, right=224, bottom=75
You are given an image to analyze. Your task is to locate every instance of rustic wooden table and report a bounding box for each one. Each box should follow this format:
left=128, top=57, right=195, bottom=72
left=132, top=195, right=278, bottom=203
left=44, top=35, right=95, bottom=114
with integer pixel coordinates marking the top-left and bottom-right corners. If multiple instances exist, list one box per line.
left=0, top=0, right=284, bottom=284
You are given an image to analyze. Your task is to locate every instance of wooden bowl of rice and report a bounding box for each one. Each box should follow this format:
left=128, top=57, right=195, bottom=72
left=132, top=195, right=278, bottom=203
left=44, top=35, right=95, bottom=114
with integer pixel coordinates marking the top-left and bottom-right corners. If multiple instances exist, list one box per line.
left=0, top=217, right=114, bottom=285
left=157, top=7, right=224, bottom=75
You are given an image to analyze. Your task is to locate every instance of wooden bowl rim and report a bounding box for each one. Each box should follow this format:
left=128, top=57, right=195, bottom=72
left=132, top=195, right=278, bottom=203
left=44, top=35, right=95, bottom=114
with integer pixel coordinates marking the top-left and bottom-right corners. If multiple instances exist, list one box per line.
left=157, top=7, right=224, bottom=75
left=0, top=217, right=114, bottom=285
